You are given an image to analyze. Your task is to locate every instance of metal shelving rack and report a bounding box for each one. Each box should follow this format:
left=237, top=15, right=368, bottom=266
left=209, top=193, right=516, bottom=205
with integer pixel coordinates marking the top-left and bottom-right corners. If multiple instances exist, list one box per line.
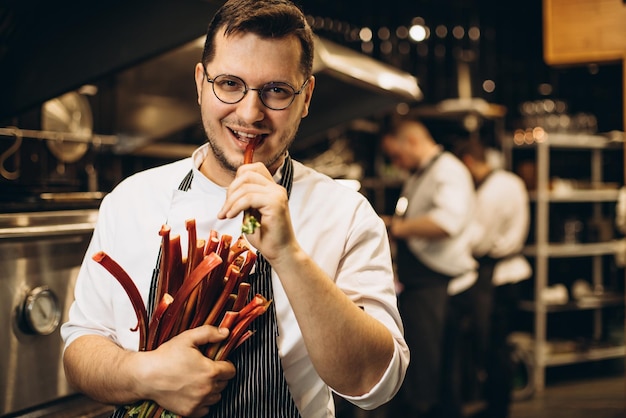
left=504, top=131, right=625, bottom=393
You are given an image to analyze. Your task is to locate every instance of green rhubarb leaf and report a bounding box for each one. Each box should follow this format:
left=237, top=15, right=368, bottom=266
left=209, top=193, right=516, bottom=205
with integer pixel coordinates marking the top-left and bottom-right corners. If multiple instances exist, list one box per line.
left=124, top=402, right=143, bottom=417
left=241, top=215, right=261, bottom=234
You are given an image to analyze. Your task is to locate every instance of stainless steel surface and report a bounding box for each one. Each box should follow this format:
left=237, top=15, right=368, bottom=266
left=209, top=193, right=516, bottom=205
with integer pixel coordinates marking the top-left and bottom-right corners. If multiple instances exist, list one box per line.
left=0, top=209, right=97, bottom=416
left=312, top=36, right=421, bottom=101
left=0, top=210, right=98, bottom=239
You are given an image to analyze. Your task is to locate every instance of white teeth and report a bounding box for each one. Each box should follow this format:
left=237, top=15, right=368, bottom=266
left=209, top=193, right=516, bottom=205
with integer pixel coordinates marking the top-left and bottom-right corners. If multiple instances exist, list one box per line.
left=232, top=130, right=259, bottom=140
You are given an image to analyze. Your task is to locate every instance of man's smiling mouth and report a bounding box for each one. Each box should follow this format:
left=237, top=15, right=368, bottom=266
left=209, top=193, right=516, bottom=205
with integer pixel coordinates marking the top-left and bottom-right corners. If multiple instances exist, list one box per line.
left=230, top=129, right=267, bottom=144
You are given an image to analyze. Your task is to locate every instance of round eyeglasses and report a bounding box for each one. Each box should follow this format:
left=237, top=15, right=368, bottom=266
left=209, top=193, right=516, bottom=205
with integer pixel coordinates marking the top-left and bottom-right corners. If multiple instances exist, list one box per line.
left=203, top=69, right=309, bottom=111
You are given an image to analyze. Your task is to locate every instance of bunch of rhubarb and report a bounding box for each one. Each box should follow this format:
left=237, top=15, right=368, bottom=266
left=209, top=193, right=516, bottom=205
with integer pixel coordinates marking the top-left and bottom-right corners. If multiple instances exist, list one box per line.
left=93, top=219, right=270, bottom=418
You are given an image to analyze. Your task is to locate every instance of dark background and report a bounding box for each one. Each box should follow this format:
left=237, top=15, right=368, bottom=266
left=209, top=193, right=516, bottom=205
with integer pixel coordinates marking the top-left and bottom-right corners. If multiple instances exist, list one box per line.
left=0, top=0, right=622, bottom=131
left=298, top=0, right=623, bottom=133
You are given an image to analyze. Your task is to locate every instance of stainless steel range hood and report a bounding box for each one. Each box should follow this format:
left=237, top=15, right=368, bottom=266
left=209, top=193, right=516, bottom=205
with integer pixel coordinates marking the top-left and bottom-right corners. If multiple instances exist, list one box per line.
left=298, top=36, right=422, bottom=151
left=111, top=35, right=422, bottom=157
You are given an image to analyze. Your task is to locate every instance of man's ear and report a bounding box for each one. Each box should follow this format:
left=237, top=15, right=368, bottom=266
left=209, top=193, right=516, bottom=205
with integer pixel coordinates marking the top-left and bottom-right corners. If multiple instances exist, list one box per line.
left=194, top=63, right=206, bottom=106
left=301, top=75, right=315, bottom=118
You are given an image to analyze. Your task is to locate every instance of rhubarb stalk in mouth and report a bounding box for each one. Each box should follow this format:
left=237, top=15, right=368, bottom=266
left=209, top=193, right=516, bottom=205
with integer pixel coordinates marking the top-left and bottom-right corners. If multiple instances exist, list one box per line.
left=241, top=137, right=261, bottom=234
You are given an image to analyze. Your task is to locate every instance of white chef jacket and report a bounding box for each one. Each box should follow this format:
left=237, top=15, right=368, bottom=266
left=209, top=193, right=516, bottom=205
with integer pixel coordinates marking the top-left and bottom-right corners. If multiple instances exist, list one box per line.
left=61, top=144, right=409, bottom=418
left=471, top=169, right=532, bottom=286
left=399, top=151, right=478, bottom=293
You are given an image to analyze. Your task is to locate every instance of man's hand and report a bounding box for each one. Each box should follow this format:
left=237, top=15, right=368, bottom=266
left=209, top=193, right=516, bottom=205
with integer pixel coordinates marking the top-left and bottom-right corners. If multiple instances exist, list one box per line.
left=138, top=326, right=236, bottom=417
left=217, top=162, right=297, bottom=263
left=64, top=326, right=236, bottom=418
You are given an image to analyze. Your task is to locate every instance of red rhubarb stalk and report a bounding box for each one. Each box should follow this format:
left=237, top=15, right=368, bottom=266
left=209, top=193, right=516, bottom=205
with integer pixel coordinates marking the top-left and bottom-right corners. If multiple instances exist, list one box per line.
left=237, top=293, right=269, bottom=319
left=218, top=310, right=240, bottom=330
left=189, top=267, right=221, bottom=329
left=228, top=235, right=252, bottom=263
left=157, top=253, right=222, bottom=345
left=167, top=235, right=184, bottom=297
left=225, top=293, right=237, bottom=313
left=182, top=242, right=208, bottom=329
left=191, top=234, right=233, bottom=326
left=212, top=234, right=233, bottom=285
left=243, top=137, right=259, bottom=165
left=185, top=219, right=198, bottom=280
left=238, top=250, right=257, bottom=279
left=242, top=138, right=261, bottom=234
left=156, top=225, right=171, bottom=307
left=147, top=293, right=174, bottom=350
left=231, top=282, right=251, bottom=312
left=180, top=287, right=200, bottom=331
left=204, top=230, right=220, bottom=256
left=233, top=330, right=255, bottom=351
left=192, top=239, right=208, bottom=316
left=203, top=263, right=242, bottom=327
left=214, top=300, right=271, bottom=360
left=92, top=251, right=149, bottom=351
left=204, top=310, right=241, bottom=359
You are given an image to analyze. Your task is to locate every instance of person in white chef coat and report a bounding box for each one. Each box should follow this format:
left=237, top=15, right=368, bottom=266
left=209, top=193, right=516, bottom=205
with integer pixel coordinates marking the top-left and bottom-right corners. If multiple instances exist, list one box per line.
left=60, top=1, right=409, bottom=417
left=454, top=138, right=532, bottom=418
left=381, top=117, right=477, bottom=418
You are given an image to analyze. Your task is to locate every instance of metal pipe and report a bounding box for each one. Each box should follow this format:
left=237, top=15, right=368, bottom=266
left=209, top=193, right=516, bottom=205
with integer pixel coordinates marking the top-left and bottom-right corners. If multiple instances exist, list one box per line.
left=0, top=127, right=117, bottom=146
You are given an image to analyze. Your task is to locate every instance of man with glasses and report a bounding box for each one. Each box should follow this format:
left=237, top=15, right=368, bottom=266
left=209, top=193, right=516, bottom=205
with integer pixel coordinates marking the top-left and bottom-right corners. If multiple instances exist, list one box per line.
left=61, top=0, right=409, bottom=417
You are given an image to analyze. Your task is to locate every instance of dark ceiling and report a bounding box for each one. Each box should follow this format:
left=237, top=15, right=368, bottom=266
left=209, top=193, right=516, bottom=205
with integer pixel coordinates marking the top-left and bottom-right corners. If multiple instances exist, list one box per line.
left=0, top=0, right=223, bottom=120
left=298, top=0, right=623, bottom=132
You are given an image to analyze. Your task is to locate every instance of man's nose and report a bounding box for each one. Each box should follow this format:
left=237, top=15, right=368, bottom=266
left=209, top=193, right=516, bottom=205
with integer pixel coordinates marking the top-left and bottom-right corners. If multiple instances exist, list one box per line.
left=236, top=90, right=266, bottom=123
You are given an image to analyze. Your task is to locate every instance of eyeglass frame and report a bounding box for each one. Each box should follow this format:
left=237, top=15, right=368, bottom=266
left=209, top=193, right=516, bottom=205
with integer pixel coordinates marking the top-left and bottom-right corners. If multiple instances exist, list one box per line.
left=202, top=67, right=310, bottom=111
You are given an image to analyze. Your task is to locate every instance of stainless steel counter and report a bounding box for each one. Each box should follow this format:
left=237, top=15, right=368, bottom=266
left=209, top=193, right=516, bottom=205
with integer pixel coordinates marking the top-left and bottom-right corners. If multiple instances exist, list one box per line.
left=0, top=209, right=98, bottom=416
left=0, top=209, right=99, bottom=238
